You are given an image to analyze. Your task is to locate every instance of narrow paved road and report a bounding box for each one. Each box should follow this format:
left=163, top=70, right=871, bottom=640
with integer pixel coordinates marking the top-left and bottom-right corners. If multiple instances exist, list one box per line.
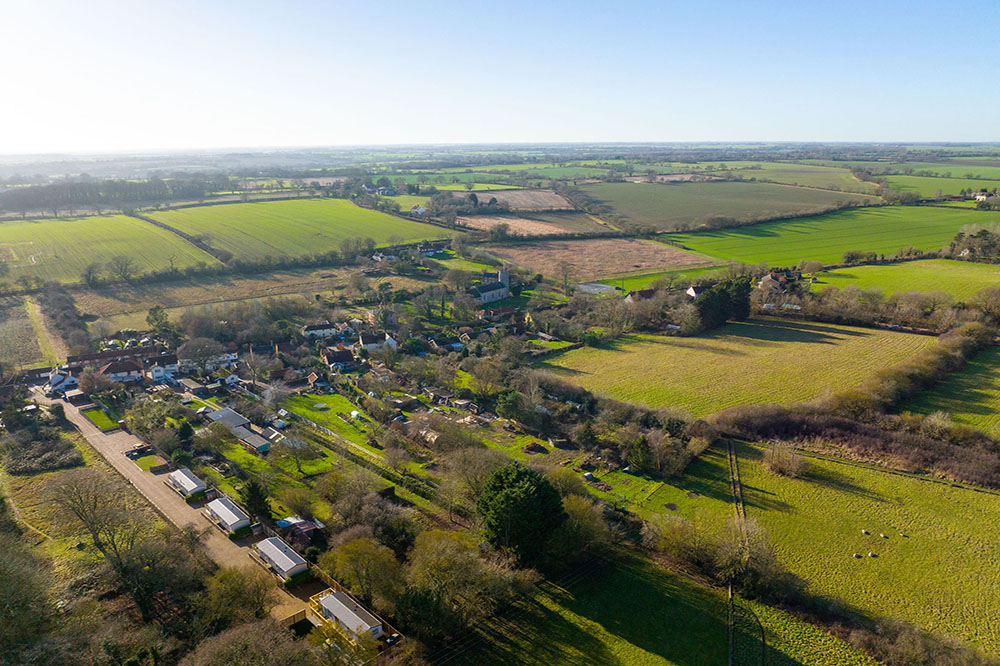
left=34, top=389, right=307, bottom=618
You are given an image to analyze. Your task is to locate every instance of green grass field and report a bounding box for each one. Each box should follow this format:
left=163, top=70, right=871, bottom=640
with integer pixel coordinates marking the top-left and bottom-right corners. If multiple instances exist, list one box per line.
left=580, top=182, right=879, bottom=232
left=149, top=199, right=454, bottom=261
left=459, top=552, right=875, bottom=666
left=901, top=345, right=1000, bottom=436
left=884, top=175, right=1000, bottom=197
left=81, top=407, right=118, bottom=430
left=737, top=443, right=1000, bottom=654
left=0, top=214, right=219, bottom=284
left=814, top=258, right=1000, bottom=299
left=667, top=206, right=1000, bottom=267
left=540, top=318, right=935, bottom=416
left=802, top=160, right=1000, bottom=181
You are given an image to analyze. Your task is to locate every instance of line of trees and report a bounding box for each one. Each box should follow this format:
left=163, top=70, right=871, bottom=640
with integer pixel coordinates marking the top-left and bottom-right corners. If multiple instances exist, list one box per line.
left=0, top=175, right=232, bottom=216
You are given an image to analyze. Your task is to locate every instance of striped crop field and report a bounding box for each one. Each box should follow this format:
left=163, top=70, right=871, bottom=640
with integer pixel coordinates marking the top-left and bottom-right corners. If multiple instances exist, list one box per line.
left=666, top=206, right=1000, bottom=267
left=579, top=181, right=879, bottom=232
left=0, top=214, right=219, bottom=284
left=539, top=318, right=935, bottom=417
left=148, top=198, right=455, bottom=261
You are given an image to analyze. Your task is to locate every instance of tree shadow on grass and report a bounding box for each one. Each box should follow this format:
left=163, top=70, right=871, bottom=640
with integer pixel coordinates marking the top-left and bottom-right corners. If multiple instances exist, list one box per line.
left=555, top=556, right=729, bottom=666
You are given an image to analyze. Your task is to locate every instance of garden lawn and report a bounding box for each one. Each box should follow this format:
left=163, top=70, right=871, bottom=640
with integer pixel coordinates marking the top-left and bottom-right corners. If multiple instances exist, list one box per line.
left=580, top=182, right=879, bottom=232
left=148, top=199, right=454, bottom=261
left=81, top=407, right=118, bottom=431
left=814, top=259, right=1000, bottom=300
left=900, top=345, right=1000, bottom=436
left=459, top=552, right=874, bottom=666
left=539, top=318, right=935, bottom=417
left=666, top=206, right=1000, bottom=267
left=737, top=443, right=1000, bottom=654
left=0, top=214, right=218, bottom=284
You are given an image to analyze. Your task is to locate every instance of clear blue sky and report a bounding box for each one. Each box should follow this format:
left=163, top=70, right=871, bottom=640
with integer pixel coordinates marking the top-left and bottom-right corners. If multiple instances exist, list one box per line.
left=2, top=0, right=997, bottom=153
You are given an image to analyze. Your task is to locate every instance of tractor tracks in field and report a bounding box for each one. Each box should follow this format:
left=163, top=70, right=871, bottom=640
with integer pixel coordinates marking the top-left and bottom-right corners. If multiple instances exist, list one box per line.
left=127, top=212, right=228, bottom=263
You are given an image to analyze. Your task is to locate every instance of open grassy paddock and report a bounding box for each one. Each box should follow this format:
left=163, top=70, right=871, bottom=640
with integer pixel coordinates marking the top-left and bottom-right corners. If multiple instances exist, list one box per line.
left=814, top=258, right=1000, bottom=300
left=0, top=214, right=219, bottom=284
left=580, top=182, right=880, bottom=232
left=487, top=238, right=710, bottom=282
left=736, top=443, right=1000, bottom=654
left=456, top=551, right=874, bottom=666
left=148, top=199, right=454, bottom=262
left=540, top=318, right=936, bottom=416
left=901, top=345, right=1000, bottom=435
left=667, top=206, right=1000, bottom=267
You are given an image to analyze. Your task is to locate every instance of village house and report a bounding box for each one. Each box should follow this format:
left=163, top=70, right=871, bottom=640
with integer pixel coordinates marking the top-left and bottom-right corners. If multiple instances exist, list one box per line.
left=144, top=354, right=179, bottom=382
left=204, top=496, right=251, bottom=533
left=686, top=285, right=710, bottom=299
left=624, top=288, right=658, bottom=304
left=467, top=268, right=510, bottom=305
left=322, top=347, right=357, bottom=371
left=165, top=467, right=207, bottom=498
left=46, top=367, right=79, bottom=394
left=409, top=204, right=426, bottom=216
left=310, top=589, right=384, bottom=641
left=358, top=332, right=398, bottom=354
left=99, top=359, right=144, bottom=383
left=302, top=322, right=339, bottom=339
left=254, top=536, right=308, bottom=579
left=430, top=336, right=463, bottom=352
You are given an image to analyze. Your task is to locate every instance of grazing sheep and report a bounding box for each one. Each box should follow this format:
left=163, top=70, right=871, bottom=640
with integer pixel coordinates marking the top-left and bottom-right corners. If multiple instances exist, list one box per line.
left=868, top=552, right=877, bottom=558
left=861, top=529, right=869, bottom=535
left=853, top=553, right=861, bottom=559
left=880, top=533, right=888, bottom=539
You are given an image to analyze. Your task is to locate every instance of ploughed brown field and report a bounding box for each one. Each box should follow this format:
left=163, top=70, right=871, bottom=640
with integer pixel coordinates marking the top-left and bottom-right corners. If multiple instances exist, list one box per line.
left=487, top=238, right=708, bottom=280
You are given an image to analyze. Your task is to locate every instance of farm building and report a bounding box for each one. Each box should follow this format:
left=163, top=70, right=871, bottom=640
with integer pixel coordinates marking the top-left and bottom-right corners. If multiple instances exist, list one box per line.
left=204, top=497, right=251, bottom=533
left=165, top=467, right=207, bottom=498
left=254, top=536, right=308, bottom=579
left=311, top=589, right=384, bottom=640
